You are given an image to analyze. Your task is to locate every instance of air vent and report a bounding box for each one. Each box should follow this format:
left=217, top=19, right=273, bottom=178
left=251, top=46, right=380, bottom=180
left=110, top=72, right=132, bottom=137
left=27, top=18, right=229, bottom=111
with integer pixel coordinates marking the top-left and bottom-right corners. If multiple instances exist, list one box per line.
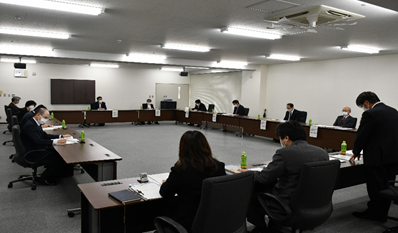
left=265, top=5, right=365, bottom=26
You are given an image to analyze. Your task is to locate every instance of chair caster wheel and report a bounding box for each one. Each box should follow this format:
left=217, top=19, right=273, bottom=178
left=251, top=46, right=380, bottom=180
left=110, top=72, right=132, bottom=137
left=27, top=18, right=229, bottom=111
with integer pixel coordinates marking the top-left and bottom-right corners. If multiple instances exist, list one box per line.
left=68, top=212, right=75, bottom=217
left=31, top=185, right=36, bottom=190
left=81, top=170, right=85, bottom=174
left=8, top=183, right=12, bottom=188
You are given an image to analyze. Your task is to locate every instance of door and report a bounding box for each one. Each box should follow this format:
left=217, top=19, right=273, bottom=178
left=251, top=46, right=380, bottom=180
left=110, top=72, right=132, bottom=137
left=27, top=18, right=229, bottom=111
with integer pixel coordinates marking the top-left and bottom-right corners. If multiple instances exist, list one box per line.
left=156, top=84, right=189, bottom=109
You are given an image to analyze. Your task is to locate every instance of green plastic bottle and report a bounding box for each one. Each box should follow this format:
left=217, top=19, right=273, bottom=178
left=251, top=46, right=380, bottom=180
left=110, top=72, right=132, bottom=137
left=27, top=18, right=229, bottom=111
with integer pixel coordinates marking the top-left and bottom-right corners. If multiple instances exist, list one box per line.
left=140, top=106, right=143, bottom=110
left=258, top=114, right=261, bottom=120
left=80, top=130, right=85, bottom=143
left=62, top=119, right=66, bottom=128
left=88, top=106, right=91, bottom=110
left=241, top=151, right=247, bottom=169
left=341, top=141, right=347, bottom=155
left=212, top=109, right=215, bottom=114
left=309, top=119, right=312, bottom=126
left=51, top=112, right=54, bottom=119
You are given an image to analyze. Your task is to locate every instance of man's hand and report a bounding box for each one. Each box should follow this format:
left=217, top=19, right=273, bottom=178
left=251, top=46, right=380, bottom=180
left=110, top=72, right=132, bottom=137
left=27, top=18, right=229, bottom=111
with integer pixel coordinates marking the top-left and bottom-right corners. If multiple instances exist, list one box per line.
left=63, top=134, right=71, bottom=138
left=41, top=124, right=53, bottom=128
left=57, top=138, right=67, bottom=144
left=349, top=154, right=361, bottom=162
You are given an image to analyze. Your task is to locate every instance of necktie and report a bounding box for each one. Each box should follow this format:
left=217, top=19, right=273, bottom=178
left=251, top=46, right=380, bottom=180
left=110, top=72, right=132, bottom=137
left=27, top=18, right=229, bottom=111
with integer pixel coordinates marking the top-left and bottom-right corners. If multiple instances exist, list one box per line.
left=288, top=111, right=291, bottom=120
left=235, top=107, right=238, bottom=114
left=340, top=117, right=345, bottom=126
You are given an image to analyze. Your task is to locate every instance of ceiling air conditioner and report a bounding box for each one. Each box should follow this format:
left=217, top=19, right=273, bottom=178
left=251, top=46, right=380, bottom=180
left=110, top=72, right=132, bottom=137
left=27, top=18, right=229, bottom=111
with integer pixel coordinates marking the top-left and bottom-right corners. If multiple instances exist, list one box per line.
left=264, top=5, right=365, bottom=26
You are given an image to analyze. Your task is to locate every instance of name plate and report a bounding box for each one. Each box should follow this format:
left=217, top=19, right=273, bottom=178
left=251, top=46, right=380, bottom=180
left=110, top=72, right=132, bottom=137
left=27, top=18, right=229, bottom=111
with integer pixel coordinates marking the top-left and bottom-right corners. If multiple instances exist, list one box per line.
left=155, top=110, right=161, bottom=116
left=212, top=113, right=217, bottom=122
left=309, top=126, right=318, bottom=138
left=112, top=110, right=118, bottom=118
left=260, top=120, right=266, bottom=130
left=185, top=111, right=189, bottom=118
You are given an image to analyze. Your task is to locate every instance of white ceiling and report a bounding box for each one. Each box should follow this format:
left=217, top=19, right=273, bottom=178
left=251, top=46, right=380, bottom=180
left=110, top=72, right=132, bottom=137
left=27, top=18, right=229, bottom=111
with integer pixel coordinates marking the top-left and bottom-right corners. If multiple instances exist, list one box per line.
left=0, top=0, right=397, bottom=71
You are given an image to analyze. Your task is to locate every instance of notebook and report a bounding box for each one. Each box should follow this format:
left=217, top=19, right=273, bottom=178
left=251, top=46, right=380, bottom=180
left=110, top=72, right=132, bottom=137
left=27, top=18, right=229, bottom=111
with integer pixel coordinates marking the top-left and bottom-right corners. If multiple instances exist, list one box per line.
left=108, top=189, right=142, bottom=203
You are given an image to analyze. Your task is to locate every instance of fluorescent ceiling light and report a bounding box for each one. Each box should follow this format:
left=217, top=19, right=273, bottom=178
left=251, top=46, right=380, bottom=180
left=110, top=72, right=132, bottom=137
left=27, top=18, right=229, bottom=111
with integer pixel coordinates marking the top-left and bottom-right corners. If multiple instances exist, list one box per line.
left=217, top=60, right=248, bottom=68
left=266, top=54, right=301, bottom=61
left=185, top=66, right=209, bottom=70
left=160, top=67, right=184, bottom=72
left=0, top=27, right=69, bottom=39
left=90, top=63, right=119, bottom=68
left=126, top=53, right=166, bottom=63
left=340, top=45, right=380, bottom=54
left=0, top=44, right=53, bottom=55
left=221, top=27, right=282, bottom=40
left=162, top=43, right=210, bottom=52
left=0, top=0, right=104, bottom=15
left=0, top=57, right=36, bottom=63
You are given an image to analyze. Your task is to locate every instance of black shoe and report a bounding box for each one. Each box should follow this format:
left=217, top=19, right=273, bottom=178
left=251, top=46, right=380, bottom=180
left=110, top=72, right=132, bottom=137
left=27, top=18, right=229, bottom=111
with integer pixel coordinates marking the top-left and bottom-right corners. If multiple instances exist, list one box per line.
left=352, top=210, right=387, bottom=223
left=188, top=123, right=194, bottom=126
left=147, top=122, right=152, bottom=125
left=37, top=177, right=58, bottom=186
left=155, top=121, right=159, bottom=125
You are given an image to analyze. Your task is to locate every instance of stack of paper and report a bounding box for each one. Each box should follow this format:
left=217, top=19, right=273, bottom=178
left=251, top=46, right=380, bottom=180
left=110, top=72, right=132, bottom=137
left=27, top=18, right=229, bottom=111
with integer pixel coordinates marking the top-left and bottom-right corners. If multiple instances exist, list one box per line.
left=43, top=126, right=63, bottom=131
left=129, top=182, right=162, bottom=200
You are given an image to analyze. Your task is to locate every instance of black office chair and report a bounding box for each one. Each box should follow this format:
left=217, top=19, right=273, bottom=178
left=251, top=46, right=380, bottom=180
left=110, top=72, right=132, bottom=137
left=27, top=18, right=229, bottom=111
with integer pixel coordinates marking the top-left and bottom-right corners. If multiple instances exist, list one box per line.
left=298, top=111, right=307, bottom=123
left=379, top=180, right=398, bottom=233
left=3, top=107, right=13, bottom=145
left=8, top=125, right=51, bottom=190
left=258, top=160, right=340, bottom=233
left=352, top=117, right=358, bottom=129
left=154, top=172, right=255, bottom=233
left=244, top=108, right=249, bottom=116
left=208, top=104, right=215, bottom=113
left=9, top=115, right=20, bottom=161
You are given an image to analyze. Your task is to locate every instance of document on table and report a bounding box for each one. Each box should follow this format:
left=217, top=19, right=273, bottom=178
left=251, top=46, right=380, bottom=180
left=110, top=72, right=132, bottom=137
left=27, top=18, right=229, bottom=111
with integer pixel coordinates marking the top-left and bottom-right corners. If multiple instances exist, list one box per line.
left=129, top=182, right=162, bottom=200
left=225, top=164, right=266, bottom=174
left=148, top=172, right=170, bottom=185
left=329, top=150, right=360, bottom=162
left=42, top=126, right=63, bottom=131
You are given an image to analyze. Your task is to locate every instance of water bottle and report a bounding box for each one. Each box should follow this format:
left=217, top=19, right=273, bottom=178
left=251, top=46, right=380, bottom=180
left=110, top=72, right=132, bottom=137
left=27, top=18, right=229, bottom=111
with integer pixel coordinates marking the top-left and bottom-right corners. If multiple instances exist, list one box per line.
left=140, top=106, right=143, bottom=110
left=212, top=109, right=214, bottom=114
left=51, top=112, right=54, bottom=119
left=88, top=106, right=91, bottom=110
left=309, top=119, right=312, bottom=126
left=240, top=151, right=247, bottom=169
left=258, top=114, right=261, bottom=120
left=80, top=130, right=85, bottom=143
left=341, top=141, right=347, bottom=155
left=62, top=119, right=66, bottom=128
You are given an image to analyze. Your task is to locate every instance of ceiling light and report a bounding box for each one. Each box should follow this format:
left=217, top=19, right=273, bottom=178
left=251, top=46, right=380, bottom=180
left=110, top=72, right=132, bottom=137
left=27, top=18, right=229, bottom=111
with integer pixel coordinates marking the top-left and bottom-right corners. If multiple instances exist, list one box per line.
left=221, top=27, right=282, bottom=40
left=0, top=44, right=53, bottom=55
left=162, top=44, right=211, bottom=52
left=216, top=61, right=248, bottom=68
left=0, top=27, right=70, bottom=39
left=0, top=0, right=104, bottom=15
left=160, top=67, right=184, bottom=72
left=90, top=63, right=119, bottom=68
left=126, top=54, right=166, bottom=63
left=185, top=66, right=209, bottom=70
left=266, top=54, right=301, bottom=61
left=340, top=45, right=380, bottom=54
left=0, top=57, right=36, bottom=63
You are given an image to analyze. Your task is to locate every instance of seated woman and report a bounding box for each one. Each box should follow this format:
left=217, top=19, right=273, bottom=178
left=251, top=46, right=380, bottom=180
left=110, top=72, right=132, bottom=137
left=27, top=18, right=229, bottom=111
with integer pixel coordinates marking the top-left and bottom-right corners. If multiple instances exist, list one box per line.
left=159, top=130, right=226, bottom=231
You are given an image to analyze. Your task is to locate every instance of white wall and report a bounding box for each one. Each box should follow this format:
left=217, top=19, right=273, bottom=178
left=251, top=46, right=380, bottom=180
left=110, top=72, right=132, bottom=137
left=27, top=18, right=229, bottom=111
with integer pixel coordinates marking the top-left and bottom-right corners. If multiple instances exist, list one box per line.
left=241, top=65, right=268, bottom=117
left=0, top=63, right=190, bottom=122
left=263, top=54, right=398, bottom=127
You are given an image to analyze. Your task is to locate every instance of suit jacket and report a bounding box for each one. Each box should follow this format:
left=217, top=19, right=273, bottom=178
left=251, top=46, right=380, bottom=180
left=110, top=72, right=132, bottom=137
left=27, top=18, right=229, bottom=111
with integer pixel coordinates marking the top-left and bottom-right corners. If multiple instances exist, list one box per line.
left=20, top=111, right=34, bottom=128
left=233, top=104, right=245, bottom=116
left=160, top=160, right=226, bottom=231
left=353, top=103, right=398, bottom=166
left=91, top=101, right=107, bottom=110
left=8, top=103, right=21, bottom=115
left=333, top=115, right=357, bottom=128
left=283, top=109, right=301, bottom=121
left=17, top=108, right=29, bottom=122
left=255, top=140, right=329, bottom=203
left=192, top=103, right=207, bottom=112
left=143, top=103, right=154, bottom=109
left=21, top=117, right=59, bottom=160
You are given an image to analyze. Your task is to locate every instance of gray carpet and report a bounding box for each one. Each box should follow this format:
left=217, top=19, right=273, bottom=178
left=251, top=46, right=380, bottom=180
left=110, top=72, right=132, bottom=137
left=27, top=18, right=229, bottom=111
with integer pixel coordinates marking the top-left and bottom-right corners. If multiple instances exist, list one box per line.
left=0, top=122, right=397, bottom=233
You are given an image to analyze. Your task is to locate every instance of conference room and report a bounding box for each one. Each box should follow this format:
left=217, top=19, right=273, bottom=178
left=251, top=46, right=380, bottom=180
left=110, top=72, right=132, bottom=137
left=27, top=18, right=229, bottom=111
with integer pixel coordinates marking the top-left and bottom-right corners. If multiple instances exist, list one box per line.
left=1, top=0, right=398, bottom=232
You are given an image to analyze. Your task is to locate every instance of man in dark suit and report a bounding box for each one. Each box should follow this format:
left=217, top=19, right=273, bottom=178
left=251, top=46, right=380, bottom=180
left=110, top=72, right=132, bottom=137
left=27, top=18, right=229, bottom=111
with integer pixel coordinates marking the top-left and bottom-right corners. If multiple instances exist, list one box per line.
left=17, top=100, right=36, bottom=122
left=192, top=99, right=207, bottom=112
left=8, top=96, right=22, bottom=115
left=20, top=105, right=53, bottom=129
left=247, top=121, right=329, bottom=233
left=91, top=96, right=107, bottom=110
left=21, top=107, right=71, bottom=185
left=141, top=99, right=159, bottom=125
left=350, top=91, right=398, bottom=223
left=232, top=100, right=245, bottom=116
left=283, top=103, right=301, bottom=121
left=333, top=106, right=357, bottom=128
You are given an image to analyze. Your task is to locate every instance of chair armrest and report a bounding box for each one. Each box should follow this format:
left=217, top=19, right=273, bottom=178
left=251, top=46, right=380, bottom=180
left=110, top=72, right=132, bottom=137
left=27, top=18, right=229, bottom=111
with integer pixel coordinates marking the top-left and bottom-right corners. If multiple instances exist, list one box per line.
left=154, top=216, right=188, bottom=233
left=387, top=180, right=398, bottom=197
left=23, top=149, right=52, bottom=165
left=257, top=192, right=292, bottom=221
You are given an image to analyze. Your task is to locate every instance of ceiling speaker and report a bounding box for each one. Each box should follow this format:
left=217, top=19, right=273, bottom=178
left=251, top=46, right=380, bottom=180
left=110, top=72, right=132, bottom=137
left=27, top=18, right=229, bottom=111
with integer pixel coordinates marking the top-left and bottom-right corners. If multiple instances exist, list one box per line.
left=14, top=63, right=26, bottom=69
left=180, top=72, right=188, bottom=76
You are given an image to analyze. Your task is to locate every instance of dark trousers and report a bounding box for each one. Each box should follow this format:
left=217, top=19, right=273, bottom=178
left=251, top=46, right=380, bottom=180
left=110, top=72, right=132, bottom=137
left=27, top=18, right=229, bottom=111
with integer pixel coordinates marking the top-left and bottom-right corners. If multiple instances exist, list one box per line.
left=26, top=149, right=70, bottom=181
left=247, top=182, right=278, bottom=228
left=365, top=163, right=398, bottom=217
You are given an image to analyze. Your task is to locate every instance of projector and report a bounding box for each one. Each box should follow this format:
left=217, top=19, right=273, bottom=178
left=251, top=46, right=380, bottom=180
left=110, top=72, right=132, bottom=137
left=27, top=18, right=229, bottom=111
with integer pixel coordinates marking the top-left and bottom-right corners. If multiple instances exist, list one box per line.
left=14, top=63, right=27, bottom=69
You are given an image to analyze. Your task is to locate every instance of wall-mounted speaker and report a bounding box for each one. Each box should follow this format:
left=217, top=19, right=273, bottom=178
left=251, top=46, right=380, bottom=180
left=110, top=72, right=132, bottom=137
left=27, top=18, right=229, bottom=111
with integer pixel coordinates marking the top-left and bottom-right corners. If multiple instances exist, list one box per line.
left=14, top=63, right=26, bottom=69
left=180, top=72, right=188, bottom=76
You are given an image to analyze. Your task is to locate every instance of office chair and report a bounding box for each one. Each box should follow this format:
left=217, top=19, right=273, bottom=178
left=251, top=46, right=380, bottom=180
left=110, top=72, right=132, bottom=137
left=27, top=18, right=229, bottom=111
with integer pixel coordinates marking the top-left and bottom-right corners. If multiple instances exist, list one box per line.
left=154, top=171, right=255, bottom=233
left=258, top=160, right=340, bottom=233
left=9, top=115, right=19, bottom=161
left=8, top=125, right=52, bottom=190
left=352, top=117, right=358, bottom=129
left=298, top=111, right=307, bottom=123
left=3, top=107, right=13, bottom=145
left=379, top=180, right=398, bottom=233
left=208, top=104, right=215, bottom=113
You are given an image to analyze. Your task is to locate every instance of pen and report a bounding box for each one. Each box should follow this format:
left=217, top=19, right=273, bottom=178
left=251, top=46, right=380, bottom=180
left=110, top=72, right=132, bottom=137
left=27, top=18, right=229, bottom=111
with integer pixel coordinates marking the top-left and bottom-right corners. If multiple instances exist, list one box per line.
left=136, top=189, right=145, bottom=196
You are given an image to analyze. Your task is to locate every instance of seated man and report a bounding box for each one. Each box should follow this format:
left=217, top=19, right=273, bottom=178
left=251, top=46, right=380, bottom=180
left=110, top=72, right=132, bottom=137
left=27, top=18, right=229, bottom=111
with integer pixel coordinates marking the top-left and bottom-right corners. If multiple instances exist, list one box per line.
left=232, top=100, right=245, bottom=116
left=20, top=104, right=52, bottom=129
left=283, top=103, right=301, bottom=121
left=21, top=108, right=72, bottom=185
left=8, top=96, right=22, bottom=116
left=91, top=96, right=107, bottom=110
left=192, top=99, right=207, bottom=112
left=17, top=100, right=36, bottom=122
left=333, top=106, right=357, bottom=128
left=141, top=99, right=159, bottom=125
left=246, top=121, right=329, bottom=233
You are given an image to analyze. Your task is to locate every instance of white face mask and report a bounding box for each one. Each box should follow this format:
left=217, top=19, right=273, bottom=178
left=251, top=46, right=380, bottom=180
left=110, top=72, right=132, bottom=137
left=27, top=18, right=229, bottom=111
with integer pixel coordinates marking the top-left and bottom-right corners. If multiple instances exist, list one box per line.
left=362, top=103, right=369, bottom=111
left=280, top=139, right=286, bottom=148
left=99, top=100, right=103, bottom=104
left=28, top=105, right=35, bottom=111
left=38, top=116, right=49, bottom=125
left=287, top=109, right=293, bottom=112
left=342, top=111, right=348, bottom=116
left=147, top=102, right=151, bottom=105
